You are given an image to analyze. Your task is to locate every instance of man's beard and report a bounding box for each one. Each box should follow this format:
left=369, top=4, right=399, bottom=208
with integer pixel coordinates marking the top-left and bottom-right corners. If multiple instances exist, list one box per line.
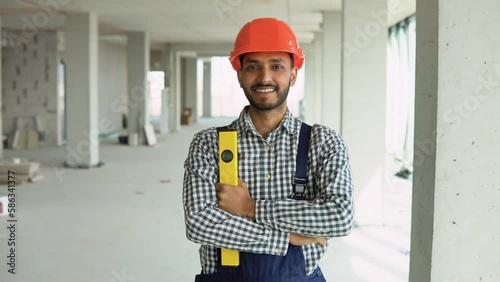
left=242, top=82, right=291, bottom=111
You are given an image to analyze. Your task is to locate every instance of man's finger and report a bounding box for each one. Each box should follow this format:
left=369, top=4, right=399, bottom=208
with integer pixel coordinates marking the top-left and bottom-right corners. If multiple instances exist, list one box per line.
left=317, top=238, right=327, bottom=246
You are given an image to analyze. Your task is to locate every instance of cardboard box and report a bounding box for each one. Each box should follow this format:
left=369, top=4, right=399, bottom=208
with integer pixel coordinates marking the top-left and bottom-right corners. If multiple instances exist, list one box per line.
left=181, top=108, right=194, bottom=125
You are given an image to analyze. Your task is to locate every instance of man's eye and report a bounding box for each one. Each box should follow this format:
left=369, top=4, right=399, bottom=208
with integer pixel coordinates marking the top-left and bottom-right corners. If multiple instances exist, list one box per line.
left=246, top=65, right=258, bottom=71
left=272, top=65, right=285, bottom=70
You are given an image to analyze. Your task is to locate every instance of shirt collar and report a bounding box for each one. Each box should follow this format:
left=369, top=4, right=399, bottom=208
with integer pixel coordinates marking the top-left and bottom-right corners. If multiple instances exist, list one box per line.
left=235, top=106, right=300, bottom=136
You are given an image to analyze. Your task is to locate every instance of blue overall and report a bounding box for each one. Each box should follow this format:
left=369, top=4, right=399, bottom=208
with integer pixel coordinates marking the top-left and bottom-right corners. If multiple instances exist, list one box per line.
left=194, top=246, right=327, bottom=282
left=196, top=123, right=326, bottom=281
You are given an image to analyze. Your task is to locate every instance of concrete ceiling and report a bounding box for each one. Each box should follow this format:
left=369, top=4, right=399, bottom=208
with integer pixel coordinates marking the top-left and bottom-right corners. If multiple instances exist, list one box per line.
left=0, top=0, right=415, bottom=48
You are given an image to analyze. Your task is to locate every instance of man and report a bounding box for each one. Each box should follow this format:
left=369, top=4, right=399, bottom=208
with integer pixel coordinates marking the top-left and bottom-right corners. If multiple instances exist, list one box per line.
left=183, top=18, right=354, bottom=282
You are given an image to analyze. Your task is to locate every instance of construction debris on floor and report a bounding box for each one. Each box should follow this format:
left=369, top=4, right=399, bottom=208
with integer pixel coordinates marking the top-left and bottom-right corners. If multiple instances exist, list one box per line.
left=0, top=159, right=44, bottom=185
left=7, top=116, right=46, bottom=150
left=0, top=194, right=8, bottom=216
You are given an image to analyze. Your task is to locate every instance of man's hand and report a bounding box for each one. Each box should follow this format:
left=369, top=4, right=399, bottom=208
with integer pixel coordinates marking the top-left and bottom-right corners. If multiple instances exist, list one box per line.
left=289, top=234, right=328, bottom=246
left=216, top=179, right=256, bottom=219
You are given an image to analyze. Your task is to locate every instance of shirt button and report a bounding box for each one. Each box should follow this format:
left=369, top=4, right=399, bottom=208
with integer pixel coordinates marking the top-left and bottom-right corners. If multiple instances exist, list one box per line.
left=274, top=248, right=280, bottom=253
left=265, top=174, right=271, bottom=180
left=265, top=145, right=271, bottom=151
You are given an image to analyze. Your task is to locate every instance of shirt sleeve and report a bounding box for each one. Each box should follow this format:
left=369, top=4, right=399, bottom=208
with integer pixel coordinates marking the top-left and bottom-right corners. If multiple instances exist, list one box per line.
left=183, top=129, right=290, bottom=256
left=254, top=126, right=354, bottom=238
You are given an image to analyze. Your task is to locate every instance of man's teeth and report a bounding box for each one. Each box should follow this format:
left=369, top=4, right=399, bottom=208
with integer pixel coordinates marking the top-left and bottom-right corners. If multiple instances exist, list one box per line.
left=255, top=88, right=275, bottom=93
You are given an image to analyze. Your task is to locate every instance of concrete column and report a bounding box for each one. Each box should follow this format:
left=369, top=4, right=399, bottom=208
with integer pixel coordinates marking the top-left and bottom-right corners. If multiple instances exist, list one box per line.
left=173, top=51, right=197, bottom=131
left=304, top=13, right=342, bottom=127
left=163, top=43, right=172, bottom=88
left=127, top=32, right=150, bottom=145
left=172, top=53, right=182, bottom=132
left=321, top=11, right=342, bottom=131
left=159, top=43, right=172, bottom=134
left=313, top=31, right=324, bottom=125
left=65, top=13, right=99, bottom=167
left=0, top=17, right=3, bottom=159
left=410, top=0, right=500, bottom=281
left=300, top=44, right=318, bottom=124
left=342, top=0, right=387, bottom=225
left=184, top=57, right=198, bottom=123
left=303, top=43, right=318, bottom=124
left=202, top=60, right=212, bottom=117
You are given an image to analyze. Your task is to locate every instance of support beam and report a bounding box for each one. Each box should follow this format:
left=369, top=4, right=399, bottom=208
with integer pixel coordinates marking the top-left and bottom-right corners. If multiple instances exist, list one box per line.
left=159, top=43, right=172, bottom=134
left=303, top=12, right=341, bottom=128
left=321, top=11, right=342, bottom=131
left=342, top=0, right=387, bottom=225
left=163, top=43, right=172, bottom=89
left=410, top=0, right=500, bottom=281
left=183, top=57, right=198, bottom=123
left=127, top=32, right=150, bottom=145
left=173, top=51, right=196, bottom=131
left=202, top=60, right=212, bottom=117
left=65, top=12, right=99, bottom=167
left=173, top=53, right=182, bottom=132
left=314, top=31, right=324, bottom=125
left=303, top=38, right=321, bottom=124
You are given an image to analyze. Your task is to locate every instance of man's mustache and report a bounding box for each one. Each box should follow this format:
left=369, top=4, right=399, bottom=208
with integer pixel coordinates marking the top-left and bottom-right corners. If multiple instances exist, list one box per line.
left=251, top=84, right=278, bottom=90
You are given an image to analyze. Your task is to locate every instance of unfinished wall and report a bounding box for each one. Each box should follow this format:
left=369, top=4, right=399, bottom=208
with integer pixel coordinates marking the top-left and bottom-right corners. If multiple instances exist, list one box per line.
left=1, top=30, right=62, bottom=146
left=98, top=40, right=127, bottom=134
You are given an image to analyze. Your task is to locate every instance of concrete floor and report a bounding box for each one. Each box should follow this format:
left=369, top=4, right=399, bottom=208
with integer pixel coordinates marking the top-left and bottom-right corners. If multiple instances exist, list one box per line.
left=0, top=117, right=411, bottom=282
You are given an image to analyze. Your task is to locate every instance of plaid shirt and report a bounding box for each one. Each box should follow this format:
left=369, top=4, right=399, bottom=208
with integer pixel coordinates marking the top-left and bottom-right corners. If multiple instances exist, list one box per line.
left=183, top=106, right=354, bottom=275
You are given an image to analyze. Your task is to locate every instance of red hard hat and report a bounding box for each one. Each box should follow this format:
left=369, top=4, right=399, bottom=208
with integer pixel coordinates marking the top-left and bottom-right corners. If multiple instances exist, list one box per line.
left=229, top=18, right=304, bottom=70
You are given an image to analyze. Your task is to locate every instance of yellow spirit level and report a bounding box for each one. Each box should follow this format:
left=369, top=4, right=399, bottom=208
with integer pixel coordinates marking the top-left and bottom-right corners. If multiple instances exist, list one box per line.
left=218, top=130, right=240, bottom=266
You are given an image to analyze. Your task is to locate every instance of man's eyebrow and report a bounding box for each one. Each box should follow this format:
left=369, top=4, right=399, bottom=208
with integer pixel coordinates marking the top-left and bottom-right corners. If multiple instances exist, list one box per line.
left=244, top=58, right=286, bottom=64
left=244, top=59, right=260, bottom=65
left=269, top=58, right=285, bottom=63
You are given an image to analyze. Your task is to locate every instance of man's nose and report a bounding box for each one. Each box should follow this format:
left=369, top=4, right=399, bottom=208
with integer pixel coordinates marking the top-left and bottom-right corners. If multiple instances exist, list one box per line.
left=257, top=68, right=272, bottom=84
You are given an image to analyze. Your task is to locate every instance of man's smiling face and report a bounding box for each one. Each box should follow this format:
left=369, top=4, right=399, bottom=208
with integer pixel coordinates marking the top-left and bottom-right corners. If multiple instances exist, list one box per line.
left=237, top=52, right=298, bottom=112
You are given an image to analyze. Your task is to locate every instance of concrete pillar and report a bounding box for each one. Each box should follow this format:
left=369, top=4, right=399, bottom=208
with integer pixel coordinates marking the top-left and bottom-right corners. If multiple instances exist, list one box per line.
left=409, top=0, right=500, bottom=281
left=313, top=31, right=324, bottom=123
left=303, top=13, right=341, bottom=128
left=173, top=51, right=197, bottom=131
left=172, top=53, right=182, bottom=132
left=302, top=43, right=314, bottom=123
left=311, top=31, right=324, bottom=124
left=342, top=0, right=387, bottom=225
left=202, top=60, right=212, bottom=117
left=303, top=41, right=320, bottom=124
left=321, top=11, right=342, bottom=131
left=65, top=13, right=99, bottom=167
left=163, top=43, right=172, bottom=88
left=127, top=32, right=150, bottom=145
left=159, top=43, right=172, bottom=134
left=0, top=17, right=3, bottom=159
left=184, top=57, right=198, bottom=123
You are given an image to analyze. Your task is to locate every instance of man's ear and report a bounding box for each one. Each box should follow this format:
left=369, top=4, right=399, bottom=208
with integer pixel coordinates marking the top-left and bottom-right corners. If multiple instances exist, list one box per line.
left=289, top=67, right=298, bottom=86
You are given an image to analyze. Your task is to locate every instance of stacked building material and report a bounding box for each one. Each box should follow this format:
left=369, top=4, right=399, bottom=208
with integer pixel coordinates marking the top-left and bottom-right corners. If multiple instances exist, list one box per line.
left=0, top=194, right=8, bottom=216
left=0, top=159, right=43, bottom=185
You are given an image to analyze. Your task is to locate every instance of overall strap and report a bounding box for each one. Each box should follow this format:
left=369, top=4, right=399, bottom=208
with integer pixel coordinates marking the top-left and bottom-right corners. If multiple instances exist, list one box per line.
left=291, top=122, right=312, bottom=200
left=216, top=126, right=230, bottom=132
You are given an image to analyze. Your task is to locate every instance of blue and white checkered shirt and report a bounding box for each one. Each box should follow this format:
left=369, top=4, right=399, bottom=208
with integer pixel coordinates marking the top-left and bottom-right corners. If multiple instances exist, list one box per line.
left=183, top=106, right=354, bottom=275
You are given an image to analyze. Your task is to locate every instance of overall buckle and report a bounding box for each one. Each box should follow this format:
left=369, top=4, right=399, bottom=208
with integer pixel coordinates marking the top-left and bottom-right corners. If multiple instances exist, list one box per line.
left=290, top=177, right=307, bottom=200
